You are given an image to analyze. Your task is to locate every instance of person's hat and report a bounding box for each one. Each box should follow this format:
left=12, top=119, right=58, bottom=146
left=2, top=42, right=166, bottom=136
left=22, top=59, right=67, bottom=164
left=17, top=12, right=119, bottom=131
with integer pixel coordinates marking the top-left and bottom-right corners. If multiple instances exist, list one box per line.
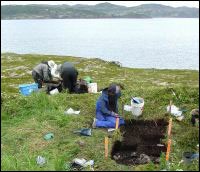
left=108, top=84, right=121, bottom=94
left=48, top=60, right=56, bottom=69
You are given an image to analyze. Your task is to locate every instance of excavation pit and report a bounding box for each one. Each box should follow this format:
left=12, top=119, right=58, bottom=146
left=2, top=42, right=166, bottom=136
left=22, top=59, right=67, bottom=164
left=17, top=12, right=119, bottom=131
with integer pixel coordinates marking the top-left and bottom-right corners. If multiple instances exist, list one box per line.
left=111, top=119, right=168, bottom=165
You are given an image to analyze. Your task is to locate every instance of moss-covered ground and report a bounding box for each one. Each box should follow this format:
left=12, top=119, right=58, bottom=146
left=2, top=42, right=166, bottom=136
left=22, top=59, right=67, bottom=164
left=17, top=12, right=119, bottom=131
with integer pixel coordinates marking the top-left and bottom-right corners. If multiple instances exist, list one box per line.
left=1, top=53, right=199, bottom=171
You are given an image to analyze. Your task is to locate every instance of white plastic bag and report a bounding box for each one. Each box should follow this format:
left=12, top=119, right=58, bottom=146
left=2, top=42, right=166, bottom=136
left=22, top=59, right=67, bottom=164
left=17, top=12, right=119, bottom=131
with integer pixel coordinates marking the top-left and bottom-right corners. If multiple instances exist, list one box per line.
left=72, top=158, right=94, bottom=168
left=64, top=108, right=80, bottom=115
left=50, top=88, right=59, bottom=95
left=167, top=105, right=182, bottom=117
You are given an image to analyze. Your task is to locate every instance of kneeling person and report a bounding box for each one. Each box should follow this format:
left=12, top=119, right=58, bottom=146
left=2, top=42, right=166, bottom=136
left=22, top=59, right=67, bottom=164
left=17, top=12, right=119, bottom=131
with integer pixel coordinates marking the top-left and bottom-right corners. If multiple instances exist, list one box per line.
left=93, top=84, right=125, bottom=128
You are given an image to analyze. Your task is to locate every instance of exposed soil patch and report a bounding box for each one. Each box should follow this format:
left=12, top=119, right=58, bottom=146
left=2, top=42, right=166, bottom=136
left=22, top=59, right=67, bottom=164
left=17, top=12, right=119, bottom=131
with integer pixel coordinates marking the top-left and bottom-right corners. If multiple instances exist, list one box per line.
left=111, top=119, right=168, bottom=165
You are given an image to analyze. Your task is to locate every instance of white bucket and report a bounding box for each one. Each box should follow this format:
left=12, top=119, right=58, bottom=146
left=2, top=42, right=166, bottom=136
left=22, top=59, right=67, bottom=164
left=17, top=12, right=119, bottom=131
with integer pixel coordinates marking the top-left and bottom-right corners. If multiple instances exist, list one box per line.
left=88, top=83, right=97, bottom=93
left=131, top=97, right=144, bottom=116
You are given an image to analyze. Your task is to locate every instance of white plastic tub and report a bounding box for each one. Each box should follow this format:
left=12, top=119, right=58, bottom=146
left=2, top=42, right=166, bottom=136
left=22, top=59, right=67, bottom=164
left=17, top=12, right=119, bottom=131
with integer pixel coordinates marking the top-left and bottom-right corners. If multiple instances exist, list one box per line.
left=88, top=83, right=97, bottom=93
left=131, top=97, right=144, bottom=116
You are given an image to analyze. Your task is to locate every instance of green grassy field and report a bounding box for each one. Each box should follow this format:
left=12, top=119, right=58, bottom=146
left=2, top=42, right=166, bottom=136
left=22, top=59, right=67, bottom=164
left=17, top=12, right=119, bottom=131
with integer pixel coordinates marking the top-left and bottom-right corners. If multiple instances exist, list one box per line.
left=1, top=53, right=199, bottom=171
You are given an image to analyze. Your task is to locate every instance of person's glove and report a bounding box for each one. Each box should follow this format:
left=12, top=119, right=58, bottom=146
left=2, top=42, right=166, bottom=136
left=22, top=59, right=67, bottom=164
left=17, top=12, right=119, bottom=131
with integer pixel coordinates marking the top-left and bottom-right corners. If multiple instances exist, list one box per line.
left=111, top=112, right=119, bottom=118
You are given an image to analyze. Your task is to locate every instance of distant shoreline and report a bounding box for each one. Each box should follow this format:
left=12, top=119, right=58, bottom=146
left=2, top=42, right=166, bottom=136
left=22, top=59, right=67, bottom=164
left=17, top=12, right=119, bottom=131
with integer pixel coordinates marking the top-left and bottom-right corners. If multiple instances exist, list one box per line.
left=1, top=17, right=199, bottom=20
left=1, top=52, right=199, bottom=71
left=2, top=17, right=153, bottom=20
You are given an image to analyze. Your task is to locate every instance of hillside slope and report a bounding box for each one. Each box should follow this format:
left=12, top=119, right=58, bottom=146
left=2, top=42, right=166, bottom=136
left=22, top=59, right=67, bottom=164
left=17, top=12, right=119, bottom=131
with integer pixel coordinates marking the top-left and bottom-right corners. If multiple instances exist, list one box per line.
left=1, top=53, right=199, bottom=171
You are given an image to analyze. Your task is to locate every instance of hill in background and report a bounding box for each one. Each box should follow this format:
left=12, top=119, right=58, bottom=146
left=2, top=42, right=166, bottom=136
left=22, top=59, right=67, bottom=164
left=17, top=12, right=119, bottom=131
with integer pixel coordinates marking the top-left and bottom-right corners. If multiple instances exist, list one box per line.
left=1, top=2, right=199, bottom=19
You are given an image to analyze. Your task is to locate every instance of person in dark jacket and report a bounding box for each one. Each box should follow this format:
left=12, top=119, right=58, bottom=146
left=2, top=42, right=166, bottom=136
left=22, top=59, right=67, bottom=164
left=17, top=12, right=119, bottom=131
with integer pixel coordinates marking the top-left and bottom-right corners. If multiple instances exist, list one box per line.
left=92, top=84, right=125, bottom=128
left=58, top=62, right=78, bottom=93
left=32, top=61, right=55, bottom=88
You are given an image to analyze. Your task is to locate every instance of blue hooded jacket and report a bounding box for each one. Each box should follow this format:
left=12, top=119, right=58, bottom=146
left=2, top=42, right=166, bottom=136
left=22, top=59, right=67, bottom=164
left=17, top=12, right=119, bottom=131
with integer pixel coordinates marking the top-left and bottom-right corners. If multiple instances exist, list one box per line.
left=96, top=86, right=121, bottom=116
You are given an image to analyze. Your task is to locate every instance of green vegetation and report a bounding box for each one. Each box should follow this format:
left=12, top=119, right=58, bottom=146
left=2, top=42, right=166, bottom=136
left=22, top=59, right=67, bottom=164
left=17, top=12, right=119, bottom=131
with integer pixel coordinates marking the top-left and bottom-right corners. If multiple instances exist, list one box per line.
left=1, top=3, right=199, bottom=20
left=1, top=53, right=199, bottom=171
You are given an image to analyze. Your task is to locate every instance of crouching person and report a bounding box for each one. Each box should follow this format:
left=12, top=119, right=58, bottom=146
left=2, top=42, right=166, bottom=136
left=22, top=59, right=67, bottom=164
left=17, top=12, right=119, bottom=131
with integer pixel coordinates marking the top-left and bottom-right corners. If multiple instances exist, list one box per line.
left=92, top=84, right=125, bottom=128
left=32, top=60, right=56, bottom=88
left=46, top=63, right=63, bottom=94
left=57, top=62, right=78, bottom=93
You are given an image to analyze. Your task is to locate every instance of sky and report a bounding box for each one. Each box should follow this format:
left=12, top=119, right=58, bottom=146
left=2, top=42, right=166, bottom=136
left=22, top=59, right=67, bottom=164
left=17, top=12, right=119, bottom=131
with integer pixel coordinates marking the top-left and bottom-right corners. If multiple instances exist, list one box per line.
left=1, top=1, right=199, bottom=8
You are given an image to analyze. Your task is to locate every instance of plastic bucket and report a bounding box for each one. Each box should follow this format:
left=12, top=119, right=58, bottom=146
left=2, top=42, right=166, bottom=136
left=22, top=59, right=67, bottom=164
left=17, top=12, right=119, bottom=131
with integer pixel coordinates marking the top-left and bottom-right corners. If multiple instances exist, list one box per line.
left=131, top=97, right=144, bottom=116
left=88, top=83, right=97, bottom=93
left=19, top=83, right=38, bottom=96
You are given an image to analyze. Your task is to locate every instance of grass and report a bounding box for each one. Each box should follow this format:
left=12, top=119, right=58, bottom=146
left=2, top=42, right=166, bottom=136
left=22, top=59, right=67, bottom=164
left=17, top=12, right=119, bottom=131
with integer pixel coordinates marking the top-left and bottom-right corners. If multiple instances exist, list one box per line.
left=1, top=53, right=199, bottom=171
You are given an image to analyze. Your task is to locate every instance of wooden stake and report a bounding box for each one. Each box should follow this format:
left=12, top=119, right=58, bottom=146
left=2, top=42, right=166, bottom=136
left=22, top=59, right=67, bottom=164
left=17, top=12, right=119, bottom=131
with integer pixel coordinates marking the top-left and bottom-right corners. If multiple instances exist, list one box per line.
left=116, top=117, right=119, bottom=129
left=166, top=118, right=173, bottom=161
left=104, top=137, right=108, bottom=159
left=168, top=118, right=172, bottom=137
left=166, top=139, right=171, bottom=161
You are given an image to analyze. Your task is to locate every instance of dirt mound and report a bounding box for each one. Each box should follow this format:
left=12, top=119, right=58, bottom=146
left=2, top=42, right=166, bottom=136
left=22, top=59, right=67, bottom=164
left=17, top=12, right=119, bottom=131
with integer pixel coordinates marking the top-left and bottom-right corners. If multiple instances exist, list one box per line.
left=111, top=119, right=168, bottom=165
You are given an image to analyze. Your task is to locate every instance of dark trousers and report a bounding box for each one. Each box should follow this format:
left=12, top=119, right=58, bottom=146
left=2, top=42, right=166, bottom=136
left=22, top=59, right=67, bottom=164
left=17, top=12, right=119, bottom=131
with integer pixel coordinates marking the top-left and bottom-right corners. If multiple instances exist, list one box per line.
left=32, top=70, right=43, bottom=88
left=61, top=72, right=77, bottom=93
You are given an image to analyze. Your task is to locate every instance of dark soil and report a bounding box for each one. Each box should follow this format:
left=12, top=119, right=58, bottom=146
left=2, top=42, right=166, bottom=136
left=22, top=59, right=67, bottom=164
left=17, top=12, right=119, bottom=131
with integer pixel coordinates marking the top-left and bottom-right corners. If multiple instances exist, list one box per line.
left=111, top=119, right=168, bottom=165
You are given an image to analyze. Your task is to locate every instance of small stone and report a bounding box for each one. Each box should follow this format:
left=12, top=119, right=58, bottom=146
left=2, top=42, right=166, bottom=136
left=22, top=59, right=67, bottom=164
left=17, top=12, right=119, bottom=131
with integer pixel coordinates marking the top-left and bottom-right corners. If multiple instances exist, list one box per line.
left=36, top=156, right=46, bottom=166
left=178, top=160, right=184, bottom=165
left=191, top=109, right=199, bottom=115
left=155, top=157, right=160, bottom=163
left=131, top=152, right=137, bottom=157
left=108, top=132, right=113, bottom=138
left=76, top=140, right=85, bottom=146
left=176, top=116, right=184, bottom=121
left=139, top=154, right=151, bottom=164
left=113, top=155, right=120, bottom=160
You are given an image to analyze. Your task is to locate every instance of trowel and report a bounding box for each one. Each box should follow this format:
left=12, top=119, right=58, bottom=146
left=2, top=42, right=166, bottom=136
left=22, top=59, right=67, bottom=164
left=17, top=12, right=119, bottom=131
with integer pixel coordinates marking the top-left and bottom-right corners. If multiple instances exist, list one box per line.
left=73, top=128, right=92, bottom=136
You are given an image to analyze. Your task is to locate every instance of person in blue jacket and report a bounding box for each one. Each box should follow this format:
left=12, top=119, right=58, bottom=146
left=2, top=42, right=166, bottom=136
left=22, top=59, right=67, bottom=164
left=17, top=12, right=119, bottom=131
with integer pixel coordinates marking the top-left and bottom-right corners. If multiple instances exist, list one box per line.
left=92, top=84, right=125, bottom=128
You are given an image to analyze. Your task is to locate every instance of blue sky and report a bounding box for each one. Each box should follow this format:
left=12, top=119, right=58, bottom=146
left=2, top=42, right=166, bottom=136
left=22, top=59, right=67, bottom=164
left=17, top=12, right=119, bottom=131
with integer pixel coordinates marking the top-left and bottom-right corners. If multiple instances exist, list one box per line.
left=1, top=1, right=199, bottom=8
